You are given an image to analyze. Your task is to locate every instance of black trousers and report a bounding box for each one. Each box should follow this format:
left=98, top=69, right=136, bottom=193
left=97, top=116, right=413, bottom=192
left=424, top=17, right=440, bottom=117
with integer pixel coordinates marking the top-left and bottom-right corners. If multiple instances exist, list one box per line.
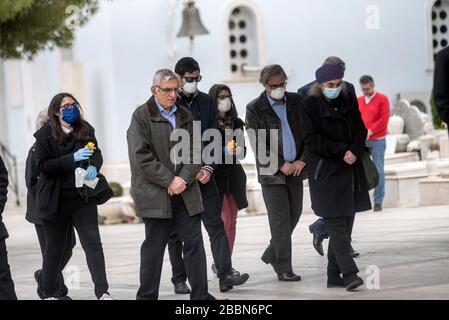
left=35, top=224, right=76, bottom=298
left=42, top=198, right=108, bottom=299
left=0, top=238, right=17, bottom=300
left=168, top=179, right=232, bottom=282
left=261, top=178, right=303, bottom=275
left=137, top=196, right=212, bottom=300
left=323, top=214, right=359, bottom=277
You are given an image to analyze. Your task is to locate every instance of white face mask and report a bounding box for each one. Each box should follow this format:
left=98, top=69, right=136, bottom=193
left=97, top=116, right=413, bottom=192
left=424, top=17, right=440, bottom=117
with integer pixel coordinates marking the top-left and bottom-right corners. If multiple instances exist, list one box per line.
left=217, top=98, right=232, bottom=113
left=183, top=82, right=198, bottom=95
left=270, top=87, right=286, bottom=100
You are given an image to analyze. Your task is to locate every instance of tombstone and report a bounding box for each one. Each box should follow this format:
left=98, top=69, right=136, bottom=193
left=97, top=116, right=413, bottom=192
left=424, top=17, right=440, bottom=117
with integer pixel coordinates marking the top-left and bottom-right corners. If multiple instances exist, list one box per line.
left=393, top=100, right=425, bottom=141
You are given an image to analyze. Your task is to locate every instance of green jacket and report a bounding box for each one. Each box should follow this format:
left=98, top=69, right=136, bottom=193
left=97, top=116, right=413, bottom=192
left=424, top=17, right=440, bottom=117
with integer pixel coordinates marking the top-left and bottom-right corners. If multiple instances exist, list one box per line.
left=127, top=97, right=204, bottom=219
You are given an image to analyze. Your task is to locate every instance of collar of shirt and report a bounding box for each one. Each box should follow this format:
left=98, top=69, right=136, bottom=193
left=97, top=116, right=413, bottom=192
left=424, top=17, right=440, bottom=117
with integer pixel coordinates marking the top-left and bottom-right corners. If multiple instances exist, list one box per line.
left=61, top=125, right=73, bottom=134
left=365, top=92, right=377, bottom=104
left=267, top=94, right=287, bottom=108
left=155, top=99, right=177, bottom=118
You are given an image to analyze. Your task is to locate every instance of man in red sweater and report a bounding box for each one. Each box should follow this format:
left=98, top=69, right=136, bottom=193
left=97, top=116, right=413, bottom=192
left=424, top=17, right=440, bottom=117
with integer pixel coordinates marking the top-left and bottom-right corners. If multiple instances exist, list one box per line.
left=358, top=75, right=390, bottom=212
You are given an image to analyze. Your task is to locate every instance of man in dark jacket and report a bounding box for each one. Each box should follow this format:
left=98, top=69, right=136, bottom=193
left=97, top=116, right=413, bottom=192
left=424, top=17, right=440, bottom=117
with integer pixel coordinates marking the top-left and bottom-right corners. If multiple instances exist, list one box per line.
left=434, top=47, right=449, bottom=128
left=168, top=57, right=249, bottom=294
left=246, top=64, right=306, bottom=282
left=128, top=69, right=214, bottom=300
left=0, top=155, right=17, bottom=300
left=298, top=56, right=360, bottom=259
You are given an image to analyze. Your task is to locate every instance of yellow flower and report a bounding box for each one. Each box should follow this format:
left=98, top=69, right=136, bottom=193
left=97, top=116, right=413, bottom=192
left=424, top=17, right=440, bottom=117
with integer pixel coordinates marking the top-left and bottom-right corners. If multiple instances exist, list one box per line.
left=227, top=140, right=237, bottom=151
left=85, top=142, right=96, bottom=152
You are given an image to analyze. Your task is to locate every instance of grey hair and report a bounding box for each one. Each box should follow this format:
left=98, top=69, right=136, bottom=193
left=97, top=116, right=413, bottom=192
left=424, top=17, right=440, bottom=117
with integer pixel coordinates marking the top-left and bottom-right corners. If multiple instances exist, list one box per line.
left=323, top=56, right=346, bottom=73
left=153, top=69, right=179, bottom=87
left=36, top=108, right=49, bottom=130
left=259, top=64, right=287, bottom=85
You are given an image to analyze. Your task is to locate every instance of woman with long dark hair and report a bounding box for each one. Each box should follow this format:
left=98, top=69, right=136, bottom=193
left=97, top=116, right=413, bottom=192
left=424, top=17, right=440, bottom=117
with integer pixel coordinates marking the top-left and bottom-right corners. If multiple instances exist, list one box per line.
left=34, top=93, right=112, bottom=300
left=208, top=84, right=248, bottom=275
left=299, top=64, right=371, bottom=291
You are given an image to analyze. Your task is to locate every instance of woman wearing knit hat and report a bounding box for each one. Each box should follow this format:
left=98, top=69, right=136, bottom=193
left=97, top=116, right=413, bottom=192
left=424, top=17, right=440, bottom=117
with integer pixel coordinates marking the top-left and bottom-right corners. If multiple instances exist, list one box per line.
left=299, top=64, right=371, bottom=291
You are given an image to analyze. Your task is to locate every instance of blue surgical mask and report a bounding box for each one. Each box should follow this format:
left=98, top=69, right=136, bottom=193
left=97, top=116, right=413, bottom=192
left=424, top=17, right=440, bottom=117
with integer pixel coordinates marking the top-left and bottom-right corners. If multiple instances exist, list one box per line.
left=323, top=86, right=342, bottom=100
left=61, top=107, right=80, bottom=124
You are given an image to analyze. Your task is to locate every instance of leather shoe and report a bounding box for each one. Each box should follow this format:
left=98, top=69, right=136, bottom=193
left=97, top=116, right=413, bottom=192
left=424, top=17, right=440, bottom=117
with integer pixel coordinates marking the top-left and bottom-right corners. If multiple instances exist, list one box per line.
left=219, top=273, right=250, bottom=292
left=374, top=204, right=382, bottom=212
left=343, top=274, right=364, bottom=291
left=277, top=272, right=301, bottom=282
left=174, top=281, right=191, bottom=295
left=309, top=225, right=324, bottom=256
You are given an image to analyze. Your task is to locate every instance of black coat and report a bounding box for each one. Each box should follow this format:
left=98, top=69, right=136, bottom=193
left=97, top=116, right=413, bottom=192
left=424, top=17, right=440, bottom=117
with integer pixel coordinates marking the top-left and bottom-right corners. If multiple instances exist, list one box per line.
left=246, top=92, right=307, bottom=185
left=33, top=122, right=103, bottom=222
left=434, top=47, right=449, bottom=127
left=299, top=85, right=371, bottom=218
left=0, top=156, right=9, bottom=239
left=214, top=118, right=248, bottom=210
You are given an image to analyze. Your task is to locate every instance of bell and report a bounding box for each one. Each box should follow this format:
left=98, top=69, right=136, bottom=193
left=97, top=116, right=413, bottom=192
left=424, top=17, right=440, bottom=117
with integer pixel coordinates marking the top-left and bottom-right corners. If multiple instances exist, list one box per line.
left=177, top=0, right=209, bottom=39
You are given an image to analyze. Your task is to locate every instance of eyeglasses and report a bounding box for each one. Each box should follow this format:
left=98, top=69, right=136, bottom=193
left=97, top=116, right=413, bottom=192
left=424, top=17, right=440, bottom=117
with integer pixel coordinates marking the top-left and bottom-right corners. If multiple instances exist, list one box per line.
left=157, top=86, right=179, bottom=94
left=266, top=82, right=287, bottom=90
left=60, top=102, right=79, bottom=110
left=184, top=75, right=202, bottom=83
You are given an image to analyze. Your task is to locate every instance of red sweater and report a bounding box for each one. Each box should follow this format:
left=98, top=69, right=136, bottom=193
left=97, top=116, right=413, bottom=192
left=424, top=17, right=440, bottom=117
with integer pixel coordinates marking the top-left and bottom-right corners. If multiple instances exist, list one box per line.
left=358, top=92, right=390, bottom=141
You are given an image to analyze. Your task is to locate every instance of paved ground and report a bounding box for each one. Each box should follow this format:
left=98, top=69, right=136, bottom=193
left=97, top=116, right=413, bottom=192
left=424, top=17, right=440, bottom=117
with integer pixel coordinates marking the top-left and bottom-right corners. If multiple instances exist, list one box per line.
left=3, top=205, right=449, bottom=300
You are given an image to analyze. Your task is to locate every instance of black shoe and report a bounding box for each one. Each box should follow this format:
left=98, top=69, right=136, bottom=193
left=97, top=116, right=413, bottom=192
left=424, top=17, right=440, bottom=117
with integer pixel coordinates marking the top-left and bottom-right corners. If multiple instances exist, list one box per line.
left=231, top=268, right=241, bottom=277
left=309, top=225, right=324, bottom=256
left=219, top=273, right=250, bottom=292
left=374, top=204, right=382, bottom=212
left=212, top=264, right=240, bottom=278
left=351, top=247, right=360, bottom=258
left=278, top=272, right=301, bottom=282
left=261, top=255, right=278, bottom=274
left=174, top=281, right=191, bottom=295
left=343, top=274, right=364, bottom=291
left=327, top=276, right=345, bottom=288
left=55, top=295, right=73, bottom=300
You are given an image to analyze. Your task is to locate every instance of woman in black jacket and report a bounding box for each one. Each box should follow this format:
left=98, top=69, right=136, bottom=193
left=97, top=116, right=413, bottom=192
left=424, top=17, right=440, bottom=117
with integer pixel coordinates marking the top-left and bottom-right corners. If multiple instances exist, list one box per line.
left=208, top=84, right=248, bottom=274
left=299, top=64, right=371, bottom=291
left=34, top=93, right=112, bottom=300
left=25, top=109, right=76, bottom=300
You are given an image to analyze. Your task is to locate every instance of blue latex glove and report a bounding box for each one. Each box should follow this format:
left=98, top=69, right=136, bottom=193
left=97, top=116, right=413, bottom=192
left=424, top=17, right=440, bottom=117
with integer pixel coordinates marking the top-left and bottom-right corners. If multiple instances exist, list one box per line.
left=84, top=166, right=98, bottom=181
left=74, top=148, right=93, bottom=162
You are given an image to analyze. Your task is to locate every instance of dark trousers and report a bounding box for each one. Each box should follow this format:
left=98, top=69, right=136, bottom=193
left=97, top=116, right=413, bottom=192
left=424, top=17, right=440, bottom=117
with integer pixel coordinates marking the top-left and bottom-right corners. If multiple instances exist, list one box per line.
left=35, top=224, right=76, bottom=298
left=0, top=238, right=17, bottom=300
left=42, top=198, right=108, bottom=299
left=168, top=179, right=233, bottom=281
left=261, top=178, right=303, bottom=275
left=137, top=196, right=212, bottom=300
left=323, top=214, right=359, bottom=277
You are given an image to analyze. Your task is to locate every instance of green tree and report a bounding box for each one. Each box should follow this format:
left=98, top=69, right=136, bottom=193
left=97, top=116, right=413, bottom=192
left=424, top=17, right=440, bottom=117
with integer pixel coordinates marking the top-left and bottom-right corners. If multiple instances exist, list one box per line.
left=0, top=0, right=99, bottom=60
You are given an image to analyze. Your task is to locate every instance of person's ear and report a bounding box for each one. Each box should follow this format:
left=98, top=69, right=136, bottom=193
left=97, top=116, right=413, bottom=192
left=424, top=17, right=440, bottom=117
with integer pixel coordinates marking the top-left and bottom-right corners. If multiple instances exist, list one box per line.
left=151, top=86, right=157, bottom=96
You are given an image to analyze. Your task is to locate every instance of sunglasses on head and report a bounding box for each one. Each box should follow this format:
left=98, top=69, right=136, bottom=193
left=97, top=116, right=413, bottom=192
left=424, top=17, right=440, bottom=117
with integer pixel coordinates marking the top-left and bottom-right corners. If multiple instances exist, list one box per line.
left=184, top=75, right=202, bottom=83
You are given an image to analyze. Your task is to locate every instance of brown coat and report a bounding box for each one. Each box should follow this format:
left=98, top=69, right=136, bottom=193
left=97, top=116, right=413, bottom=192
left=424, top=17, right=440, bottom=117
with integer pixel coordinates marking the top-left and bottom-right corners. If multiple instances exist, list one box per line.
left=127, top=97, right=204, bottom=219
